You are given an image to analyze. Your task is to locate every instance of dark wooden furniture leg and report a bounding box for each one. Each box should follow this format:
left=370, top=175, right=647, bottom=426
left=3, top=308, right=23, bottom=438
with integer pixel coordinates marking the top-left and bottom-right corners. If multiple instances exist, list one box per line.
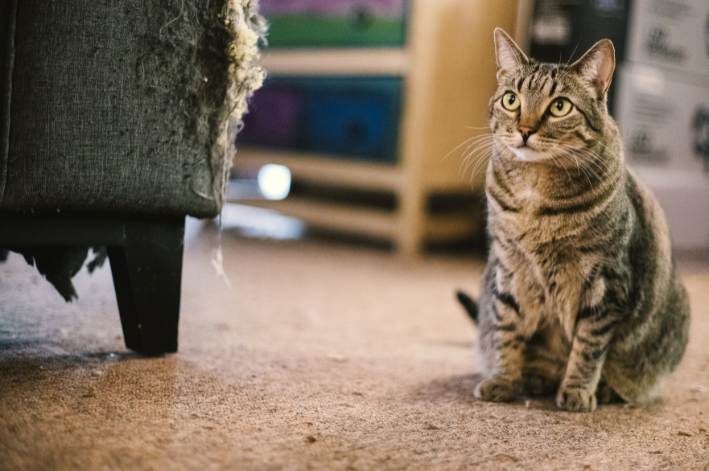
left=107, top=217, right=184, bottom=355
left=0, top=213, right=185, bottom=355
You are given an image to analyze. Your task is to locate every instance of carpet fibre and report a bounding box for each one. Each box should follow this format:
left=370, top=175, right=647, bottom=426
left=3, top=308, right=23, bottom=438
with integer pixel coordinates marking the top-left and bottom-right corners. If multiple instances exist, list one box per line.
left=1, top=219, right=709, bottom=470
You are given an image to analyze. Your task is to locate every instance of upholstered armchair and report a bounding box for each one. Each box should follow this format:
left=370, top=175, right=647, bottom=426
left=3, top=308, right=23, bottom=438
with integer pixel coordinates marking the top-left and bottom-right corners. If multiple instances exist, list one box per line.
left=0, top=0, right=265, bottom=354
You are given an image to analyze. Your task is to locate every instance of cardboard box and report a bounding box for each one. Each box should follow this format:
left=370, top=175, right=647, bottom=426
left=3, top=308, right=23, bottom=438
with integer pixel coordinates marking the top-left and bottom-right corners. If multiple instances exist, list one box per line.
left=626, top=0, right=709, bottom=77
left=616, top=64, right=709, bottom=172
left=615, top=63, right=709, bottom=249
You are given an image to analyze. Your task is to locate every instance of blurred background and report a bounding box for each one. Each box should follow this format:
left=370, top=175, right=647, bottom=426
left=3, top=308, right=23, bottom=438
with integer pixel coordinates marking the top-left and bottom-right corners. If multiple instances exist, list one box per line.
left=228, top=0, right=709, bottom=255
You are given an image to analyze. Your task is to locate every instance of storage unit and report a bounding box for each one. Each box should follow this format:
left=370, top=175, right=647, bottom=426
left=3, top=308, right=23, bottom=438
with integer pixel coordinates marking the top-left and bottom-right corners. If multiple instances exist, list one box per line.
left=231, top=0, right=520, bottom=255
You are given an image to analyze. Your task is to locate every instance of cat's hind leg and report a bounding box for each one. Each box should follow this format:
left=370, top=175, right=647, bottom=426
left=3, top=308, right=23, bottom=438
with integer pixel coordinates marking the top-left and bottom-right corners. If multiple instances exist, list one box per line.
left=523, top=374, right=558, bottom=396
left=596, top=380, right=623, bottom=404
left=601, top=275, right=690, bottom=404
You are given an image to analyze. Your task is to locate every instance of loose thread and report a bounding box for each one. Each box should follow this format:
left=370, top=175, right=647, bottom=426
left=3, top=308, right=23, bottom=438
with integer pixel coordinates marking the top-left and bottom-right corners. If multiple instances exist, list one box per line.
left=211, top=213, right=232, bottom=289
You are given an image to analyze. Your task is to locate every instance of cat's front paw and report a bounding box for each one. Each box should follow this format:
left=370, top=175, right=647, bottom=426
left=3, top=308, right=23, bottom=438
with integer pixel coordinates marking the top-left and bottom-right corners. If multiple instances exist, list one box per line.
left=556, top=387, right=597, bottom=412
left=474, top=378, right=519, bottom=402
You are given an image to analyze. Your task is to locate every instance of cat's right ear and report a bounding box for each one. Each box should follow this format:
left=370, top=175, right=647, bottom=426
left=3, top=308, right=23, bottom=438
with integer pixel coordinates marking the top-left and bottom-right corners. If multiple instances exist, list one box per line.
left=494, top=28, right=528, bottom=83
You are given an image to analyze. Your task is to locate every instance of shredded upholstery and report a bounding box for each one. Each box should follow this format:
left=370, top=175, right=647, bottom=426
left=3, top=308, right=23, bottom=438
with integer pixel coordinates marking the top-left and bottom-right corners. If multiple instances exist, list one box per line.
left=140, top=0, right=266, bottom=208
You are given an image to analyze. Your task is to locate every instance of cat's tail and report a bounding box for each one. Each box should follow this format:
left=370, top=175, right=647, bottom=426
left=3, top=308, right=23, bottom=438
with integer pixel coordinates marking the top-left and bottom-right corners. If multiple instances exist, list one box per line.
left=456, top=290, right=478, bottom=325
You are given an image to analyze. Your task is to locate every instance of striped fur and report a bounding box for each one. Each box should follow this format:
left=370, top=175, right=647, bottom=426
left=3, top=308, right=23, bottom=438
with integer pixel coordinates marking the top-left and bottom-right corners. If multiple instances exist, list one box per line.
left=469, top=29, right=690, bottom=412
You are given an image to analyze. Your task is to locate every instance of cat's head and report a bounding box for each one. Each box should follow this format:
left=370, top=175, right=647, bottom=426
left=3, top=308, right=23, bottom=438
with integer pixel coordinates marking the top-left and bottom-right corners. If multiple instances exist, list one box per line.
left=490, top=28, right=615, bottom=164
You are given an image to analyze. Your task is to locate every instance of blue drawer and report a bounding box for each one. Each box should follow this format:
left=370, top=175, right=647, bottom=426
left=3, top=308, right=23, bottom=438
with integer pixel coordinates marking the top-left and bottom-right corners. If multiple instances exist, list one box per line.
left=239, top=76, right=403, bottom=163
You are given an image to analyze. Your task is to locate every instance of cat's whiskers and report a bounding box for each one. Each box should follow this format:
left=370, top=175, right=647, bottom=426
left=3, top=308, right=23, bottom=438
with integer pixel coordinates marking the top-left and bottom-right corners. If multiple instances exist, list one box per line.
left=554, top=142, right=610, bottom=180
left=545, top=139, right=610, bottom=190
left=570, top=145, right=614, bottom=179
left=468, top=149, right=496, bottom=184
left=462, top=147, right=495, bottom=177
left=555, top=143, right=603, bottom=186
left=571, top=151, right=594, bottom=189
left=442, top=132, right=493, bottom=164
left=568, top=151, right=605, bottom=187
left=464, top=141, right=499, bottom=183
left=462, top=125, right=493, bottom=130
left=571, top=151, right=600, bottom=188
left=527, top=138, right=587, bottom=187
left=462, top=135, right=496, bottom=161
left=577, top=157, right=602, bottom=186
left=549, top=149, right=575, bottom=185
left=460, top=135, right=496, bottom=176
left=579, top=150, right=610, bottom=178
left=460, top=134, right=495, bottom=160
left=590, top=137, right=624, bottom=169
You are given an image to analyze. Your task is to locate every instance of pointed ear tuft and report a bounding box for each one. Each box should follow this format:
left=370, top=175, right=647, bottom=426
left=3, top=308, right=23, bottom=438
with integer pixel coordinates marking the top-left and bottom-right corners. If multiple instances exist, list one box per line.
left=494, top=28, right=528, bottom=83
left=570, top=39, right=616, bottom=99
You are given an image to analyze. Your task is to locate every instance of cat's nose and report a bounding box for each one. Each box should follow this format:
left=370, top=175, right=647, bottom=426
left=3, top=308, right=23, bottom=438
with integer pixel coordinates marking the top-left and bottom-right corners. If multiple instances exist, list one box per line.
left=518, top=127, right=536, bottom=144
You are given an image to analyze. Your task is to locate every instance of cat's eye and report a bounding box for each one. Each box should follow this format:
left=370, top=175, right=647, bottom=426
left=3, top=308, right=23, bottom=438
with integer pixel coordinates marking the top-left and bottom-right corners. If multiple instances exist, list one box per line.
left=549, top=98, right=573, bottom=117
left=501, top=92, right=521, bottom=111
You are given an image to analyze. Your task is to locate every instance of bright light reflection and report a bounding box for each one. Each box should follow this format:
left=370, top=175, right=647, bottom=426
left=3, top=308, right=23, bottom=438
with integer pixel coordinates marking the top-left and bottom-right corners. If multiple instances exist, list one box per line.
left=258, top=164, right=291, bottom=200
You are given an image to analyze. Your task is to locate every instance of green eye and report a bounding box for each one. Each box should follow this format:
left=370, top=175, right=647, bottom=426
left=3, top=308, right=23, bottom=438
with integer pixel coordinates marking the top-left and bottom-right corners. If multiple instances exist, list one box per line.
left=501, top=92, right=521, bottom=111
left=549, top=98, right=573, bottom=117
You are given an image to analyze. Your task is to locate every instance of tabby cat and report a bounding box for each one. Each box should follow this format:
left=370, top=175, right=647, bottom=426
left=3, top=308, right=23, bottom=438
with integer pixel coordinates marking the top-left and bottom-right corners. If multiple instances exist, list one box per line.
left=457, top=29, right=690, bottom=412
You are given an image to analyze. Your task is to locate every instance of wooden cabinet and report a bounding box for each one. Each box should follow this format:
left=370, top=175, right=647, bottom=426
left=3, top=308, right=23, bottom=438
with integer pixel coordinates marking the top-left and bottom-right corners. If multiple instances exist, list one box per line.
left=231, top=0, right=521, bottom=255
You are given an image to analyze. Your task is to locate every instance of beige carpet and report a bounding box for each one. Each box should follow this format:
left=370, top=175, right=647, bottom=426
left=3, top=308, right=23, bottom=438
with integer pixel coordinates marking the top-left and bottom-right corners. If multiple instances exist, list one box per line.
left=1, top=219, right=709, bottom=471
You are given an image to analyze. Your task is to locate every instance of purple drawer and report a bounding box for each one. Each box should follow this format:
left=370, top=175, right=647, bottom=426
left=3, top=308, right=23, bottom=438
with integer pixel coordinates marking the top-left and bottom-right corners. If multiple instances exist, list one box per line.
left=238, top=88, right=302, bottom=148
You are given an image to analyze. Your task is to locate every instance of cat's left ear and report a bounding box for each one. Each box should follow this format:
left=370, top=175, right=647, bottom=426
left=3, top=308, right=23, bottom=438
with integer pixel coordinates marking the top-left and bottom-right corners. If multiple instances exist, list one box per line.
left=570, top=39, right=616, bottom=99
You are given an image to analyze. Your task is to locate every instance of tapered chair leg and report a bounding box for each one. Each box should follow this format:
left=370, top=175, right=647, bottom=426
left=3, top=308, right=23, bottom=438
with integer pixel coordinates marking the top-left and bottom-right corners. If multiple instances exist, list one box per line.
left=107, top=216, right=185, bottom=355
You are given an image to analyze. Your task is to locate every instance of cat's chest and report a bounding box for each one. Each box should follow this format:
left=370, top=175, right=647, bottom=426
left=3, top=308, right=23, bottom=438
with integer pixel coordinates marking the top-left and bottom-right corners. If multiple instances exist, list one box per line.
left=490, top=184, right=573, bottom=245
left=488, top=175, right=607, bottom=336
left=492, top=209, right=570, bottom=259
left=499, top=238, right=593, bottom=339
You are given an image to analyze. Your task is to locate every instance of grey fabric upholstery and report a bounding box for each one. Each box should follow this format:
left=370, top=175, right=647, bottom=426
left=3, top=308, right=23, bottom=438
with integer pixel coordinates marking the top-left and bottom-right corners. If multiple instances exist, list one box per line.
left=0, top=0, right=263, bottom=218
